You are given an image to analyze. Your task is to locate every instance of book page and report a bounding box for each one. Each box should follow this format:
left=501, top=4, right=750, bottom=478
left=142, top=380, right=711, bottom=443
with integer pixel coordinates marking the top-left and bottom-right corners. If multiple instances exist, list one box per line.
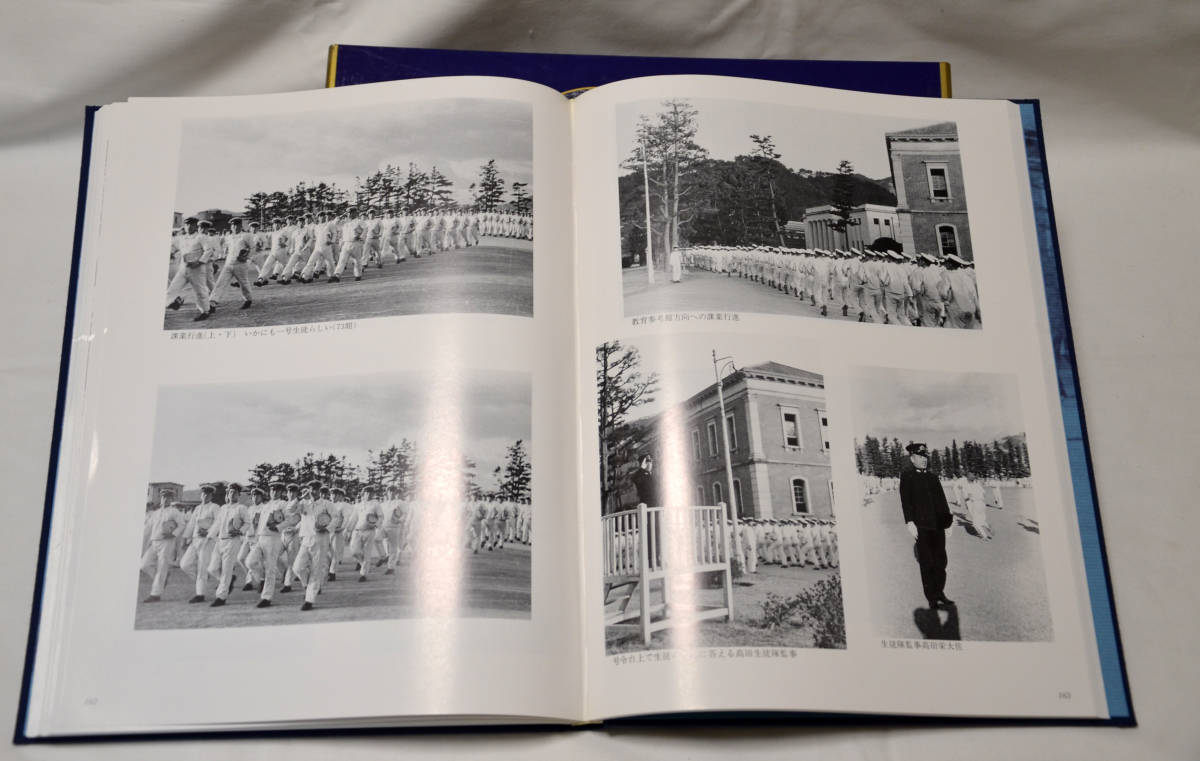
left=570, top=75, right=1108, bottom=721
left=24, top=77, right=583, bottom=737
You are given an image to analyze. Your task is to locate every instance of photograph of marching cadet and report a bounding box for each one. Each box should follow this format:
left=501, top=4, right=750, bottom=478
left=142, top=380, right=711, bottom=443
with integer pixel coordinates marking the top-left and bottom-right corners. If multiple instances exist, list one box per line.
left=597, top=332, right=844, bottom=653
left=136, top=371, right=532, bottom=629
left=617, top=97, right=980, bottom=328
left=849, top=366, right=1050, bottom=642
left=164, top=98, right=534, bottom=329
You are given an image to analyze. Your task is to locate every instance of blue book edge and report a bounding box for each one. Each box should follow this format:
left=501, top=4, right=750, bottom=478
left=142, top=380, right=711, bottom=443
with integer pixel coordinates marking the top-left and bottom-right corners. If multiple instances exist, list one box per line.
left=14, top=105, right=99, bottom=744
left=1016, top=100, right=1134, bottom=725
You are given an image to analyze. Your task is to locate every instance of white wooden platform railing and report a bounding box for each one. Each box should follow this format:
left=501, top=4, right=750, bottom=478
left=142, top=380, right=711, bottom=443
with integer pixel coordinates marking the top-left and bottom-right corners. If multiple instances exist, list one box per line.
left=602, top=502, right=733, bottom=646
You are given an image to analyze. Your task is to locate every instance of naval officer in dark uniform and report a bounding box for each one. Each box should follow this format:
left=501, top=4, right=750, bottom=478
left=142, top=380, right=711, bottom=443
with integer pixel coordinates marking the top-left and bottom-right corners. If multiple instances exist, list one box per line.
left=899, top=442, right=955, bottom=608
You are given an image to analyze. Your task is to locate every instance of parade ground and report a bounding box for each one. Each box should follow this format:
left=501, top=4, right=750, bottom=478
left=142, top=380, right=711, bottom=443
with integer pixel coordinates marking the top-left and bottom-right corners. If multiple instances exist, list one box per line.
left=164, top=237, right=533, bottom=330
left=861, top=486, right=1052, bottom=642
left=605, top=562, right=841, bottom=654
left=622, top=266, right=862, bottom=321
left=134, top=544, right=531, bottom=629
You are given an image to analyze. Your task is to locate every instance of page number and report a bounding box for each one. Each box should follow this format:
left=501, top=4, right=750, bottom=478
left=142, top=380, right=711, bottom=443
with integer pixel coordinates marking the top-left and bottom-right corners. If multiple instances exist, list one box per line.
left=1058, top=691, right=1072, bottom=700
left=83, top=697, right=98, bottom=706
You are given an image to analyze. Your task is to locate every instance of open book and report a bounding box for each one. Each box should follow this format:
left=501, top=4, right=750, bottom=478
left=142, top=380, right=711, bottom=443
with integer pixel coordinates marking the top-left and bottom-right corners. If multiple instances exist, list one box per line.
left=17, top=74, right=1132, bottom=740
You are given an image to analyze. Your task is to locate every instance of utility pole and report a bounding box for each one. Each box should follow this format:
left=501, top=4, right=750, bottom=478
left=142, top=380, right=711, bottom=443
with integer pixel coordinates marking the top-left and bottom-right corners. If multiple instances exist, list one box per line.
left=713, top=350, right=743, bottom=575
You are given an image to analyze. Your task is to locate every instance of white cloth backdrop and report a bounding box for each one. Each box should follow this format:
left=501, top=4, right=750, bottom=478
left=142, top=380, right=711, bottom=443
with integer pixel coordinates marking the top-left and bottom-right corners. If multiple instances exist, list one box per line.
left=1, top=1, right=1197, bottom=759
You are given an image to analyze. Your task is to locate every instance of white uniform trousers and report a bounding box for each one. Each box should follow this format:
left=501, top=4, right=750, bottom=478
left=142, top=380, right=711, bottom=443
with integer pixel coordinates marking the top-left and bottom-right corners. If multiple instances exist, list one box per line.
left=300, top=244, right=336, bottom=280
left=212, top=260, right=254, bottom=302
left=179, top=537, right=215, bottom=596
left=248, top=534, right=283, bottom=600
left=167, top=264, right=211, bottom=314
left=328, top=531, right=347, bottom=573
left=333, top=240, right=365, bottom=278
left=291, top=534, right=331, bottom=603
left=382, top=525, right=403, bottom=569
left=209, top=537, right=241, bottom=599
left=349, top=528, right=376, bottom=577
left=280, top=244, right=313, bottom=280
left=140, top=538, right=175, bottom=596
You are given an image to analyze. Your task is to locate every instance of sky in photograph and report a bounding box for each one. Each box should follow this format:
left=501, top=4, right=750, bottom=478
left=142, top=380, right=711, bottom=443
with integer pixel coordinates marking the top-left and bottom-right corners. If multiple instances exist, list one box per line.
left=607, top=332, right=823, bottom=421
left=616, top=97, right=946, bottom=178
left=849, top=367, right=1025, bottom=448
left=174, top=98, right=532, bottom=215
left=149, top=370, right=530, bottom=490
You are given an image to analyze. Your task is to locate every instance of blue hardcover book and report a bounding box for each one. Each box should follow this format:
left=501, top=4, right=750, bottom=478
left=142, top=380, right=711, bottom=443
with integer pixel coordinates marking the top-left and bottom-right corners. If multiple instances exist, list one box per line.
left=326, top=44, right=951, bottom=98
left=16, top=66, right=1132, bottom=742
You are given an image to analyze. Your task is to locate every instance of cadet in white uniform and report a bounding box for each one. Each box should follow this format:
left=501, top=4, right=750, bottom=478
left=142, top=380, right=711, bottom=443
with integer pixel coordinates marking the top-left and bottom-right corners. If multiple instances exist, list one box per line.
left=140, top=499, right=187, bottom=602
left=166, top=217, right=216, bottom=321
left=349, top=487, right=384, bottom=581
left=179, top=483, right=219, bottom=603
left=278, top=213, right=316, bottom=283
left=331, top=207, right=367, bottom=282
left=327, top=486, right=354, bottom=581
left=238, top=487, right=267, bottom=591
left=253, top=216, right=295, bottom=286
left=300, top=211, right=337, bottom=282
left=247, top=480, right=288, bottom=608
left=208, top=482, right=249, bottom=606
left=210, top=217, right=255, bottom=310
left=279, top=483, right=304, bottom=593
left=290, top=480, right=336, bottom=610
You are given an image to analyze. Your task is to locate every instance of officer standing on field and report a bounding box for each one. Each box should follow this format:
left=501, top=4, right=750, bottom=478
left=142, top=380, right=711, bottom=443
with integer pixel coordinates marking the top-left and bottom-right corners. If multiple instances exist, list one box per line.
left=899, top=442, right=955, bottom=609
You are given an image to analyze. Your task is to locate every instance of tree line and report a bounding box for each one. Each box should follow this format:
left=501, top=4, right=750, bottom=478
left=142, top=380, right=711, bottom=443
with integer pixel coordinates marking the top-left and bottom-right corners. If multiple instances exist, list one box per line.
left=854, top=434, right=1031, bottom=480
left=234, top=159, right=531, bottom=226
left=237, top=439, right=531, bottom=502
left=618, top=98, right=897, bottom=269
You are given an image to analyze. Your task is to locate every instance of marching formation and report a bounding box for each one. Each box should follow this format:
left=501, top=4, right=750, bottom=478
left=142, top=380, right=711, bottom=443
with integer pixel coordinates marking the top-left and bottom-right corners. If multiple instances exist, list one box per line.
left=733, top=516, right=839, bottom=574
left=139, top=480, right=533, bottom=613
left=678, top=245, right=981, bottom=329
left=165, top=209, right=534, bottom=321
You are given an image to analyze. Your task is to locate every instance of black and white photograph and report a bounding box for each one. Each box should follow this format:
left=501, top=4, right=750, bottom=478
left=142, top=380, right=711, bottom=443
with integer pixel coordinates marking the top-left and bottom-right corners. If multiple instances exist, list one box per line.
left=136, top=371, right=532, bottom=629
left=165, top=98, right=534, bottom=329
left=617, top=98, right=979, bottom=328
left=850, top=366, right=1050, bottom=642
left=597, top=333, right=843, bottom=653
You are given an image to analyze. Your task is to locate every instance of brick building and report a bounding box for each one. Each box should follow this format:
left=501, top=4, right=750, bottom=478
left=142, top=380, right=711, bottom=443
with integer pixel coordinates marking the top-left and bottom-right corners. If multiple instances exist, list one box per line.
left=885, top=122, right=973, bottom=260
left=621, top=362, right=834, bottom=519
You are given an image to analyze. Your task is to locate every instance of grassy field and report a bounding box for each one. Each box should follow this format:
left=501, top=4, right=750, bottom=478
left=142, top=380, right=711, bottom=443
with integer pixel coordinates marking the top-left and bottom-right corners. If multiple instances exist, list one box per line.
left=134, top=543, right=531, bottom=630
left=164, top=237, right=532, bottom=330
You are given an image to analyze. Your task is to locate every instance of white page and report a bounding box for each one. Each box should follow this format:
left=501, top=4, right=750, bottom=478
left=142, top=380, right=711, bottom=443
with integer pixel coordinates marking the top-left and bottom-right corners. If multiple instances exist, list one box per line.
left=570, top=75, right=1107, bottom=721
left=24, top=77, right=584, bottom=736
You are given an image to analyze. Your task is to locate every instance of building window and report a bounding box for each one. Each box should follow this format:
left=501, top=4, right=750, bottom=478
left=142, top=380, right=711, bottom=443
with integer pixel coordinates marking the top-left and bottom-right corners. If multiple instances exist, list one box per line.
left=884, top=219, right=891, bottom=226
left=820, top=413, right=831, bottom=451
left=696, top=485, right=706, bottom=505
left=731, top=479, right=743, bottom=515
left=724, top=413, right=738, bottom=451
left=712, top=481, right=723, bottom=505
left=691, top=429, right=702, bottom=461
left=791, top=478, right=810, bottom=514
left=936, top=224, right=959, bottom=257
left=872, top=217, right=880, bottom=224
left=926, top=163, right=951, bottom=200
left=706, top=420, right=718, bottom=457
left=780, top=407, right=801, bottom=448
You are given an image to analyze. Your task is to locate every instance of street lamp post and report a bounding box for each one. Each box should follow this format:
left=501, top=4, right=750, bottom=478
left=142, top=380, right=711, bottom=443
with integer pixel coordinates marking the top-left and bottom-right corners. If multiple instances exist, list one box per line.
left=712, top=350, right=743, bottom=575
